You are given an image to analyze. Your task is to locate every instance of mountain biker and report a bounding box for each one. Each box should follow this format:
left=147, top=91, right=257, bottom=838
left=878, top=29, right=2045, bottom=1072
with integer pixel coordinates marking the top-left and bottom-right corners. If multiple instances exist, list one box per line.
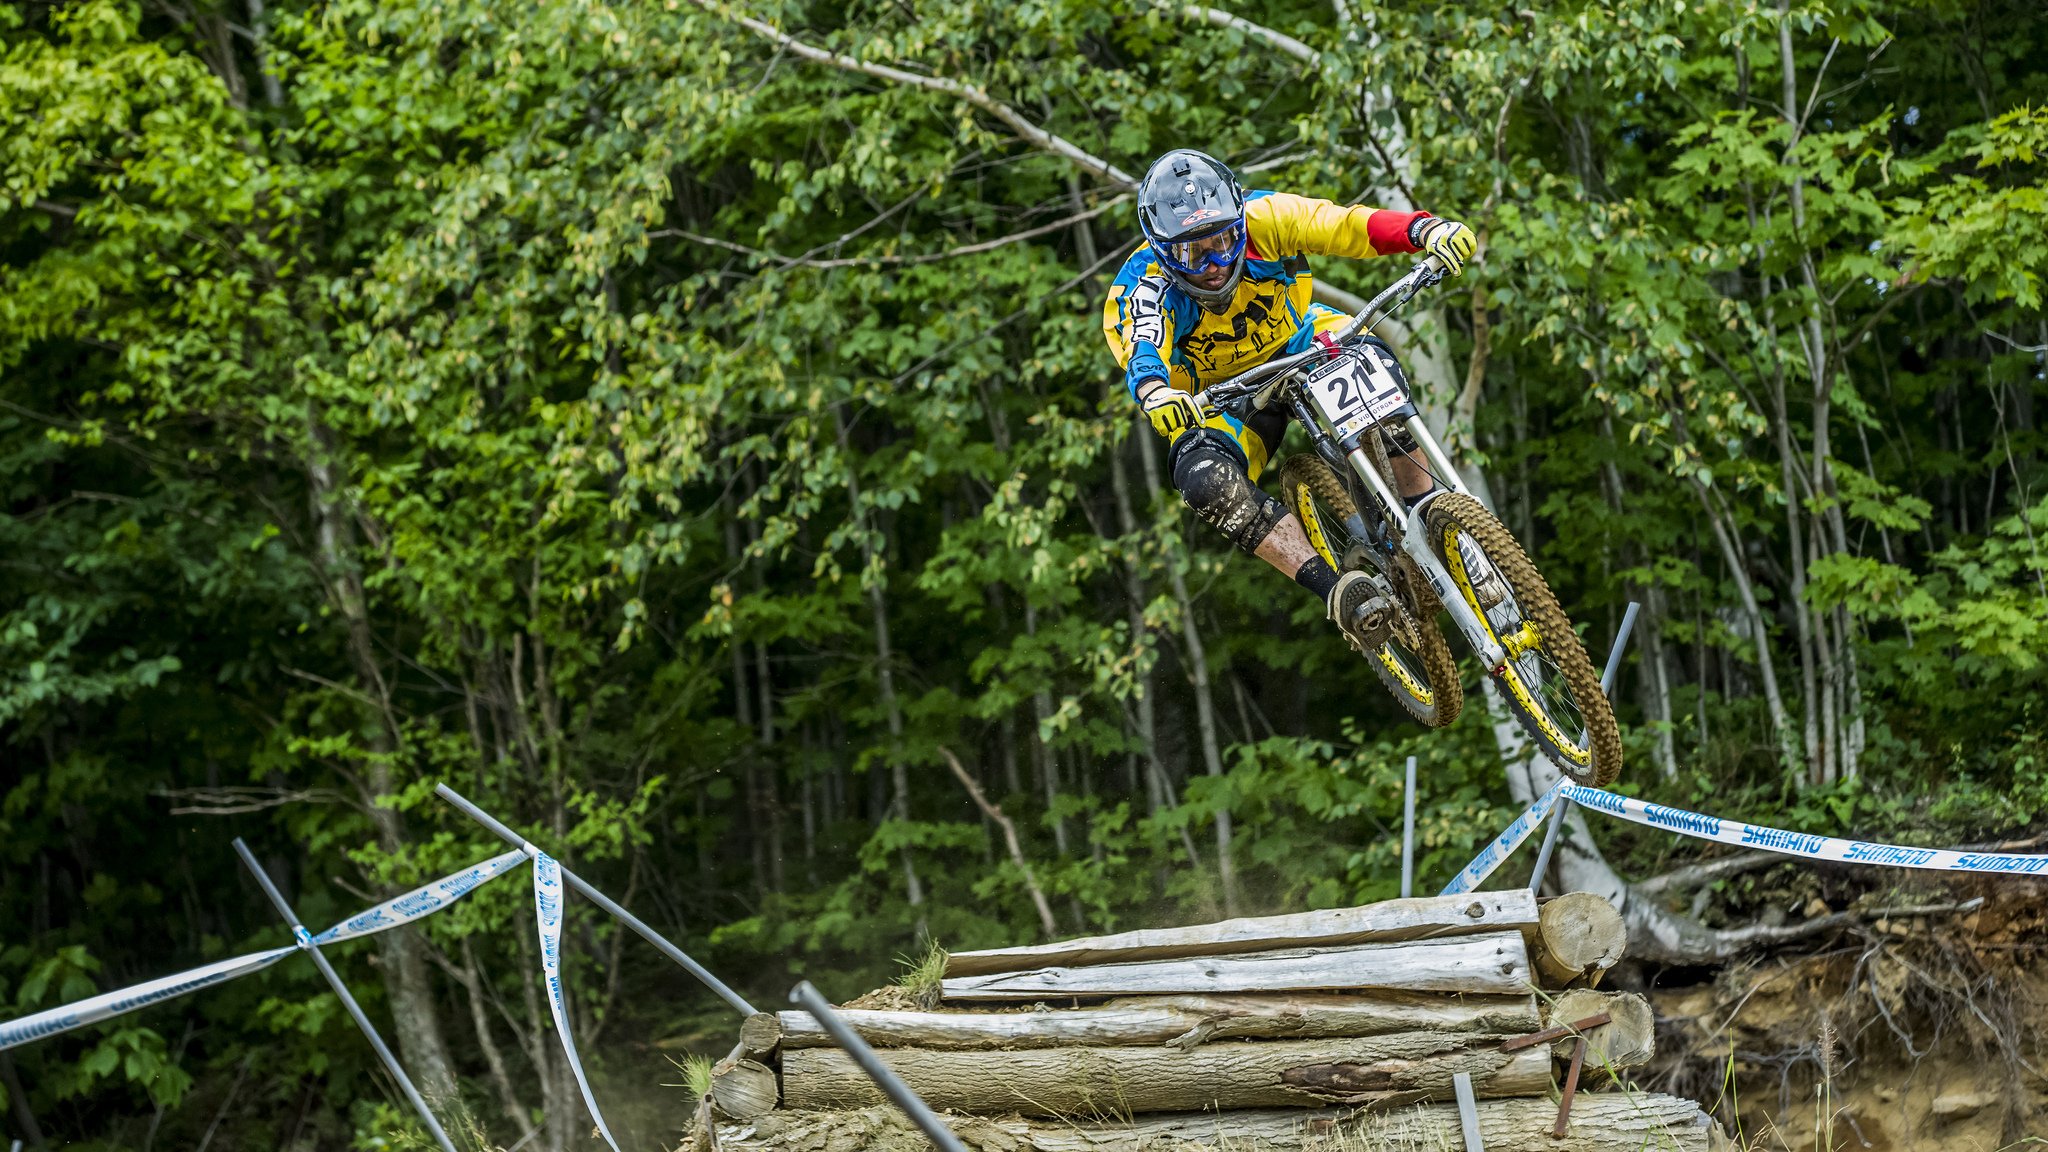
left=1102, top=149, right=1478, bottom=653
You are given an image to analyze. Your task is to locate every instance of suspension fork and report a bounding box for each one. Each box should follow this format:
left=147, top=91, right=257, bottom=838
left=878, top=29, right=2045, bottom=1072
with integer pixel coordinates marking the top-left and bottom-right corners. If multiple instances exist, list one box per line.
left=1403, top=415, right=1471, bottom=497
left=1290, top=395, right=1373, bottom=544
left=1342, top=419, right=1507, bottom=670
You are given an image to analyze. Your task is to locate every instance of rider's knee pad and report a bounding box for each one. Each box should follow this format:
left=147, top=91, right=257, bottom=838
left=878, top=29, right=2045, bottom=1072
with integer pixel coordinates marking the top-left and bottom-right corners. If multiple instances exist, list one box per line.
left=1170, top=430, right=1288, bottom=555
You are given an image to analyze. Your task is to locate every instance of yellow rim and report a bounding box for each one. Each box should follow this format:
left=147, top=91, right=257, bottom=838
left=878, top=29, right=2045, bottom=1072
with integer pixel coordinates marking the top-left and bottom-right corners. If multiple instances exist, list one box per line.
left=1376, top=645, right=1433, bottom=703
left=1439, top=521, right=1589, bottom=765
left=1292, top=481, right=1432, bottom=708
left=1294, top=485, right=1339, bottom=570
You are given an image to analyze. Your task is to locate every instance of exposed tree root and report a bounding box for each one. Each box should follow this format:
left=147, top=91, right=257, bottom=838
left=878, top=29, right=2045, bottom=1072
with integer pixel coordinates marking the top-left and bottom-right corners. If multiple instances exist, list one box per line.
left=1639, top=878, right=2048, bottom=1144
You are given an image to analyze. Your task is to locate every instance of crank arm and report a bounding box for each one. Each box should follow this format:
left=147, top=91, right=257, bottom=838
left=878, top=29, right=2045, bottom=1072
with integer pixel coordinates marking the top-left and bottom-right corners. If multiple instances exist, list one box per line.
left=1345, top=445, right=1508, bottom=670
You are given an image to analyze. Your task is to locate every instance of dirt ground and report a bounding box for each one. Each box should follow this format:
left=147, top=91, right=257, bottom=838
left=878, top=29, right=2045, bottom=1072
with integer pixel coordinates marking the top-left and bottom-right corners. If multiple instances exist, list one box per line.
left=1641, top=876, right=2048, bottom=1150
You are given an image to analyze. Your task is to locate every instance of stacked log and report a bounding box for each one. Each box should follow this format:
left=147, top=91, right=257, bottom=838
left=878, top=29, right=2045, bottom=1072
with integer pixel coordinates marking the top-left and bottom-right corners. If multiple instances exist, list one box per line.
left=705, top=891, right=1729, bottom=1151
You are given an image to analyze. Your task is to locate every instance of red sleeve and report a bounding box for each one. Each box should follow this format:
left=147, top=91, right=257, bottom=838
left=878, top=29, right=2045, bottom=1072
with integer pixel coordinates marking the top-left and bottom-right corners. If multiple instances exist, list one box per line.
left=1367, top=209, right=1430, bottom=256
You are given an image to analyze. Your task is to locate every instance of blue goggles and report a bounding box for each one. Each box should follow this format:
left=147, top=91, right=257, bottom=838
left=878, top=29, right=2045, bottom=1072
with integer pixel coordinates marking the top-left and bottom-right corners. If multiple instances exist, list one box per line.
left=1155, top=222, right=1247, bottom=278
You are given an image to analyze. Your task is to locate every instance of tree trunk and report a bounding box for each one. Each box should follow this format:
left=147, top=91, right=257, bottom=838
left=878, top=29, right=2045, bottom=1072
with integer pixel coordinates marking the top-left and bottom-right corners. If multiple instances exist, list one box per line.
left=1133, top=429, right=1240, bottom=916
left=513, top=903, right=577, bottom=1152
left=301, top=408, right=458, bottom=1104
left=1640, top=586, right=1681, bottom=780
left=1691, top=479, right=1797, bottom=767
left=775, top=992, right=1538, bottom=1051
left=1022, top=598, right=1070, bottom=856
left=1763, top=335, right=1824, bottom=783
left=1108, top=421, right=1203, bottom=869
left=781, top=1037, right=1550, bottom=1114
left=0, top=1050, right=47, bottom=1150
left=941, top=747, right=1059, bottom=939
left=754, top=639, right=785, bottom=893
left=458, top=937, right=538, bottom=1147
left=834, top=406, right=922, bottom=918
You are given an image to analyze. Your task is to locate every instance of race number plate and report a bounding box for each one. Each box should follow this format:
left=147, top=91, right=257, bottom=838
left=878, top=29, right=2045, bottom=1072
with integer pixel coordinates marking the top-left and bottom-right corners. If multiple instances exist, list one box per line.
left=1305, top=346, right=1408, bottom=441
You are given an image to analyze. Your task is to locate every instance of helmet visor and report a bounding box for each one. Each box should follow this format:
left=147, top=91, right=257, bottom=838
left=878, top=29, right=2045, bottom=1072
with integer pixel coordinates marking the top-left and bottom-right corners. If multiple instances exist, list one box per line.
left=1157, top=222, right=1247, bottom=278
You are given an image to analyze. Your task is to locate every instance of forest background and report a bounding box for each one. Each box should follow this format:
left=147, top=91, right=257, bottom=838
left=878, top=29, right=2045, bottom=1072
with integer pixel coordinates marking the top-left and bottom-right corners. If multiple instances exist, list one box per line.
left=3, top=0, right=2046, bottom=1147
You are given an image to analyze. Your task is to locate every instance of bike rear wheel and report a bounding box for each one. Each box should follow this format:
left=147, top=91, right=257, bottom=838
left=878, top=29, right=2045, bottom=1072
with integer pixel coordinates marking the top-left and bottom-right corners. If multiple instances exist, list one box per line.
left=1277, top=455, right=1461, bottom=729
left=1423, top=492, right=1621, bottom=785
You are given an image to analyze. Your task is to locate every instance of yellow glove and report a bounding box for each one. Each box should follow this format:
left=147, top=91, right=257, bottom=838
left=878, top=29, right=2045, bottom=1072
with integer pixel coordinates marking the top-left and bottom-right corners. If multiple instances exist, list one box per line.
left=1137, top=381, right=1201, bottom=439
left=1414, top=217, right=1478, bottom=276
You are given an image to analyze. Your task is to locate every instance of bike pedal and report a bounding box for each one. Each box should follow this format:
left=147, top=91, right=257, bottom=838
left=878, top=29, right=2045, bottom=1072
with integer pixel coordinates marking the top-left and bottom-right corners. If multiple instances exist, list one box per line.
left=1347, top=594, right=1397, bottom=653
left=1329, top=573, right=1396, bottom=653
left=1356, top=617, right=1396, bottom=653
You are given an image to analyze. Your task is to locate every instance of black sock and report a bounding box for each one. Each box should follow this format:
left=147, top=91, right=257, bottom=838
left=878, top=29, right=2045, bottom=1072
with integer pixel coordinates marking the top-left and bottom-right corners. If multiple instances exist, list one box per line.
left=1294, top=555, right=1340, bottom=600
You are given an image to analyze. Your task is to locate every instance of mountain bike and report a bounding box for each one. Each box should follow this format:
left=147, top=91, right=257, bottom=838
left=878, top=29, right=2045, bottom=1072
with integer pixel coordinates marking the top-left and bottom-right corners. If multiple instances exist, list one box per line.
left=1189, top=256, right=1622, bottom=786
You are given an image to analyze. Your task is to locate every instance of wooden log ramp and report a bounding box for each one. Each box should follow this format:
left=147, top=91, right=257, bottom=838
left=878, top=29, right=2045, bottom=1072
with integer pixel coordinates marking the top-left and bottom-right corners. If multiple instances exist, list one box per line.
left=776, top=992, right=1541, bottom=1051
left=942, top=892, right=1538, bottom=978
left=711, top=1094, right=1734, bottom=1152
left=940, top=931, right=1532, bottom=1002
left=780, top=1033, right=1551, bottom=1114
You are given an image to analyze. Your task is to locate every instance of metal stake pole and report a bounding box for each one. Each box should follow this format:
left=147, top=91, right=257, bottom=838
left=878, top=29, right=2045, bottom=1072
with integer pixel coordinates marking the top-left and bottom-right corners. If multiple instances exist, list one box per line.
left=230, top=839, right=457, bottom=1152
left=434, top=783, right=757, bottom=1016
left=790, top=982, right=971, bottom=1152
left=1451, top=1070, right=1485, bottom=1152
left=1400, top=755, right=1418, bottom=899
left=1529, top=601, right=1639, bottom=893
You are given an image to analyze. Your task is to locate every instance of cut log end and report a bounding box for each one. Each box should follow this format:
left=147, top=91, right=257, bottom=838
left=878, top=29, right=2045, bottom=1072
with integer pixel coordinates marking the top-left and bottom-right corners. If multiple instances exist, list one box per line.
left=1534, top=892, right=1628, bottom=987
left=1547, top=989, right=1655, bottom=1077
left=739, top=1011, right=783, bottom=1059
left=709, top=1057, right=779, bottom=1121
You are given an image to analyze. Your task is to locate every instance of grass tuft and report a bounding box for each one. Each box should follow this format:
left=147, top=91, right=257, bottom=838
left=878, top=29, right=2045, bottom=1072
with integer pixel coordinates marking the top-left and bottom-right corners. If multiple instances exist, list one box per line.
left=670, top=1052, right=717, bottom=1100
left=894, top=938, right=949, bottom=1010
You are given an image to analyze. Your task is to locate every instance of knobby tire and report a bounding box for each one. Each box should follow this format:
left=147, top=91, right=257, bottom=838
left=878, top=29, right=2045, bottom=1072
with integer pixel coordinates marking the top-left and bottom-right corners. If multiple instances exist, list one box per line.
left=1423, top=492, right=1622, bottom=786
left=1277, top=455, right=1462, bottom=729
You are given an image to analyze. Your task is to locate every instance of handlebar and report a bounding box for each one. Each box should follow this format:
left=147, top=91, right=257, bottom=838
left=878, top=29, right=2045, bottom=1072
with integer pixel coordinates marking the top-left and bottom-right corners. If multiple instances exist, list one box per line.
left=1189, top=253, right=1447, bottom=413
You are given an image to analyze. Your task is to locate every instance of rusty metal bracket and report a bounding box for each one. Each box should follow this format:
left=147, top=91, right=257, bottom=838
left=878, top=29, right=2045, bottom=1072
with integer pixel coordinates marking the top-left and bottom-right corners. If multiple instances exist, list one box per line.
left=1553, top=1035, right=1589, bottom=1138
left=1499, top=1010, right=1610, bottom=1052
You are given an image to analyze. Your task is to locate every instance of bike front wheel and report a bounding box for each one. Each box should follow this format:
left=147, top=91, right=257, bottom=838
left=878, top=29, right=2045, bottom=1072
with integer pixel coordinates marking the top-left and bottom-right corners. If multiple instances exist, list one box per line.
left=1424, top=492, right=1621, bottom=785
left=1278, top=455, right=1461, bottom=729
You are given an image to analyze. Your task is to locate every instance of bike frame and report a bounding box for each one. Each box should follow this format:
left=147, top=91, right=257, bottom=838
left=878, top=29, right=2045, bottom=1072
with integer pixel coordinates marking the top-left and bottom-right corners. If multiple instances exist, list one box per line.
left=1190, top=257, right=1510, bottom=672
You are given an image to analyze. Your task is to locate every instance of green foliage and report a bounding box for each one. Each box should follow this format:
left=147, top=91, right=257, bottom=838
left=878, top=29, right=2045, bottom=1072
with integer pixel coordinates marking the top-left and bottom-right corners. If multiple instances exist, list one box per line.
left=3, top=0, right=2046, bottom=1145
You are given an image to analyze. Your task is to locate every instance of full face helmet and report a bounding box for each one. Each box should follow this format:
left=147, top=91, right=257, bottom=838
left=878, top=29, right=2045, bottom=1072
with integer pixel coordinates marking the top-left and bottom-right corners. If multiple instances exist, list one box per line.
left=1136, top=149, right=1248, bottom=310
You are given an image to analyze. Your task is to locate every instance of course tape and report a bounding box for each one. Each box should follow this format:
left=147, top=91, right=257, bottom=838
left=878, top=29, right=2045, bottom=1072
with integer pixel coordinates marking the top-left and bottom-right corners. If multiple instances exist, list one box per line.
left=1439, top=782, right=1565, bottom=895
left=0, top=947, right=295, bottom=1052
left=0, top=850, right=529, bottom=1053
left=534, top=852, right=621, bottom=1152
left=1440, top=779, right=2048, bottom=896
left=1558, top=783, right=2048, bottom=874
left=311, top=848, right=529, bottom=946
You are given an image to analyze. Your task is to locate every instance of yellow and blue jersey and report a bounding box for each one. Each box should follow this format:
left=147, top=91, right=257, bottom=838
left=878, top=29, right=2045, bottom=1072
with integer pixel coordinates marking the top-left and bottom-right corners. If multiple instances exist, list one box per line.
left=1103, top=190, right=1427, bottom=399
